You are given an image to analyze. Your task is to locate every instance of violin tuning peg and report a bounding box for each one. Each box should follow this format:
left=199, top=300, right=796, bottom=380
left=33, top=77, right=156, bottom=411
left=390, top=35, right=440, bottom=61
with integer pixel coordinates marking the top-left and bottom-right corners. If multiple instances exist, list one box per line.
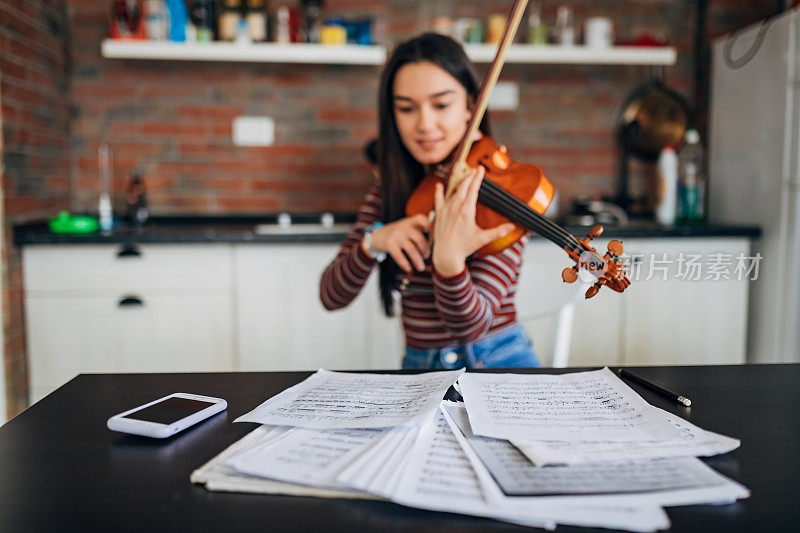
left=562, top=266, right=578, bottom=284
left=607, top=239, right=623, bottom=257
left=585, top=282, right=601, bottom=299
left=587, top=225, right=604, bottom=240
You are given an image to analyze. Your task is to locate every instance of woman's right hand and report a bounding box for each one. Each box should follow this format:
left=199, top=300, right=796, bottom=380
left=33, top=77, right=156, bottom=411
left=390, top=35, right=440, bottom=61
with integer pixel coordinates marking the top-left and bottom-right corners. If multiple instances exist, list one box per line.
left=362, top=214, right=432, bottom=272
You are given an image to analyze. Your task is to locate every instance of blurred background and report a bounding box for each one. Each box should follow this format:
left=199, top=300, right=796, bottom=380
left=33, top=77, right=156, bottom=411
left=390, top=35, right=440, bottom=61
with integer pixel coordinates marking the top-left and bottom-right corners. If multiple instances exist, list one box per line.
left=1, top=0, right=794, bottom=422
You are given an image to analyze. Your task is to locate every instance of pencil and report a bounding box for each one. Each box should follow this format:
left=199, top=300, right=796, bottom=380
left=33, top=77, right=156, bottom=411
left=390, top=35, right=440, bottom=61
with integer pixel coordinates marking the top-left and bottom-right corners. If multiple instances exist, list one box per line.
left=617, top=368, right=692, bottom=407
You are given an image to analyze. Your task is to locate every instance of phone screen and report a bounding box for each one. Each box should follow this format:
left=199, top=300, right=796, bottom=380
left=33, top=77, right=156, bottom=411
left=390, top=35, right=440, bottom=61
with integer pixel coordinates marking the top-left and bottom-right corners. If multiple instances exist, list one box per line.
left=121, top=397, right=216, bottom=425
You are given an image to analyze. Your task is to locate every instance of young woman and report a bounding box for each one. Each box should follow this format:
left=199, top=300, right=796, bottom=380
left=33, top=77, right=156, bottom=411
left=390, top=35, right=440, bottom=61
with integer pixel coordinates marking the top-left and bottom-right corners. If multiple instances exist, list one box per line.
left=320, top=33, right=541, bottom=370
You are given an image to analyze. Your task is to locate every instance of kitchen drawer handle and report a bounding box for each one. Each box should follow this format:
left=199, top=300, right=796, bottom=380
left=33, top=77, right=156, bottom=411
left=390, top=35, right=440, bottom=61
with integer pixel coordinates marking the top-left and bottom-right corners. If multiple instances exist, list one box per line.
left=118, top=296, right=144, bottom=307
left=117, top=244, right=142, bottom=258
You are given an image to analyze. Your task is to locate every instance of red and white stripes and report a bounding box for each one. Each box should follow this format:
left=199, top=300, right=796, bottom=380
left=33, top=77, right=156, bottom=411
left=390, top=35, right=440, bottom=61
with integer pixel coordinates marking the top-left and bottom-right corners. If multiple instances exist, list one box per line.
left=320, top=181, right=526, bottom=349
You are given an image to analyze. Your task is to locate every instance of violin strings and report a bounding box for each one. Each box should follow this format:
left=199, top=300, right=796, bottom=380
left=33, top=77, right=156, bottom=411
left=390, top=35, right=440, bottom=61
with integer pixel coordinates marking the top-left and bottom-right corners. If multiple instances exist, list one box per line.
left=478, top=179, right=583, bottom=250
left=478, top=179, right=580, bottom=248
left=479, top=187, right=575, bottom=250
left=484, top=181, right=585, bottom=251
left=478, top=183, right=569, bottom=247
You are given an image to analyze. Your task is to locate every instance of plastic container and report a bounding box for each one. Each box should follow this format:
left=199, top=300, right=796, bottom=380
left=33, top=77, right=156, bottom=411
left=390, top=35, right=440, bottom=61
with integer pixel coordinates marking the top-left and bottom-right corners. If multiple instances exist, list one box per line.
left=655, top=145, right=679, bottom=225
left=166, top=0, right=187, bottom=42
left=48, top=212, right=100, bottom=234
left=679, top=129, right=706, bottom=223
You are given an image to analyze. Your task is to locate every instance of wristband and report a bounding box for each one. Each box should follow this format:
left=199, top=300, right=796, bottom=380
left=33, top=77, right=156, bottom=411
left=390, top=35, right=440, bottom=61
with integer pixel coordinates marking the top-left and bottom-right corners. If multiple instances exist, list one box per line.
left=363, top=222, right=387, bottom=262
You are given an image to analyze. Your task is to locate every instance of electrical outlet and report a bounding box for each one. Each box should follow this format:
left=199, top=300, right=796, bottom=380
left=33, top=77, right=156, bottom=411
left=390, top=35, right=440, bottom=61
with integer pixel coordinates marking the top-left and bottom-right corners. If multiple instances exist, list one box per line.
left=232, top=116, right=275, bottom=146
left=488, top=81, right=519, bottom=111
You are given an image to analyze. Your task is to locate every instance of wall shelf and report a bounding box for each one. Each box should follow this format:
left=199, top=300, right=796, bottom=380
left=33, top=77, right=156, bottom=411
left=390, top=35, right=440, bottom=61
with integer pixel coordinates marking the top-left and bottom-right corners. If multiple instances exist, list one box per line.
left=464, top=44, right=676, bottom=65
left=101, top=40, right=387, bottom=65
left=101, top=39, right=676, bottom=66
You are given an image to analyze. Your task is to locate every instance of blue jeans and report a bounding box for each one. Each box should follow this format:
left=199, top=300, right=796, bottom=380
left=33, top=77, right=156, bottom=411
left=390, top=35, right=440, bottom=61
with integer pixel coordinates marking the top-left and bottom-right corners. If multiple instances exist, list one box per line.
left=402, top=324, right=539, bottom=370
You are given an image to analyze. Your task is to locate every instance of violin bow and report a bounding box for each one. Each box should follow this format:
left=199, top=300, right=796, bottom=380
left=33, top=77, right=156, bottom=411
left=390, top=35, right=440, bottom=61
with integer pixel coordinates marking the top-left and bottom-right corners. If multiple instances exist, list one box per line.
left=444, top=0, right=530, bottom=198
left=439, top=0, right=631, bottom=298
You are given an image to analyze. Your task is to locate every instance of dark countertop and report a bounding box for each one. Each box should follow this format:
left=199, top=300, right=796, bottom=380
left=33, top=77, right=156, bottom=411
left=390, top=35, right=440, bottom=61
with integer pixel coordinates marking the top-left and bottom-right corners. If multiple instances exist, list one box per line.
left=13, top=214, right=762, bottom=246
left=0, top=365, right=798, bottom=532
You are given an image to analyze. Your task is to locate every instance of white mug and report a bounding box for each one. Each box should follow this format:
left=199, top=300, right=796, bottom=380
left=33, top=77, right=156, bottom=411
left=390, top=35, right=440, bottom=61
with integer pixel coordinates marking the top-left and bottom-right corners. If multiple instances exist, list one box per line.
left=585, top=17, right=614, bottom=48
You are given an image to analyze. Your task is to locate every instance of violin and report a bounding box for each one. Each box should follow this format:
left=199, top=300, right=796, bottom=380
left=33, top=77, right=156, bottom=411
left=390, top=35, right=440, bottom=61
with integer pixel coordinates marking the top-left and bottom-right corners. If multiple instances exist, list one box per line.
left=405, top=0, right=630, bottom=299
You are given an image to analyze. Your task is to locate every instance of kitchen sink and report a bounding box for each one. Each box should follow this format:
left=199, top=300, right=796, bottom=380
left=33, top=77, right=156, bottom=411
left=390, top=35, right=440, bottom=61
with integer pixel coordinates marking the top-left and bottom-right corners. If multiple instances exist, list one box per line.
left=253, top=223, right=352, bottom=235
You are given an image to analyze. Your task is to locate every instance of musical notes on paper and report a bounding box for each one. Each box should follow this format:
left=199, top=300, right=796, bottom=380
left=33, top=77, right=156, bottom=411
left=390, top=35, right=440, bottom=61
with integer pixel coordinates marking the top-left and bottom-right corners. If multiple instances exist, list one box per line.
left=441, top=402, right=728, bottom=496
left=512, top=407, right=740, bottom=466
left=458, top=368, right=682, bottom=441
left=235, top=368, right=463, bottom=429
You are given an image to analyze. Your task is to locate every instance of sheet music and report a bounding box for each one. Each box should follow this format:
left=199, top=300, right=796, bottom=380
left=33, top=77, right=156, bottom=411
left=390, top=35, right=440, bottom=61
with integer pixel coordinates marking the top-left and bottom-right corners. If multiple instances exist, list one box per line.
left=227, top=426, right=385, bottom=489
left=337, top=427, right=419, bottom=498
left=390, top=408, right=555, bottom=529
left=441, top=402, right=748, bottom=515
left=442, top=402, right=726, bottom=496
left=190, top=425, right=376, bottom=500
left=512, top=407, right=740, bottom=466
left=235, top=368, right=463, bottom=429
left=458, top=367, right=682, bottom=441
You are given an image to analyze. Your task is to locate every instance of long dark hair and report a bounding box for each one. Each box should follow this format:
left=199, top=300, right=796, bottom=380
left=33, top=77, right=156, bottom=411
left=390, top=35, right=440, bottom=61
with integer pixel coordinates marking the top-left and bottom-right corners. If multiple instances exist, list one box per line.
left=376, top=33, right=492, bottom=316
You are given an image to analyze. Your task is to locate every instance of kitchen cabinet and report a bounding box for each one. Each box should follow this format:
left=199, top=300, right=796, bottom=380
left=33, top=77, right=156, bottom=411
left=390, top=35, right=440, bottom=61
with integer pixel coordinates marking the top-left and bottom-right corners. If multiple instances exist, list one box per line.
left=619, top=238, right=749, bottom=365
left=518, top=237, right=750, bottom=366
left=23, top=244, right=235, bottom=403
left=235, top=244, right=402, bottom=372
left=22, top=235, right=750, bottom=403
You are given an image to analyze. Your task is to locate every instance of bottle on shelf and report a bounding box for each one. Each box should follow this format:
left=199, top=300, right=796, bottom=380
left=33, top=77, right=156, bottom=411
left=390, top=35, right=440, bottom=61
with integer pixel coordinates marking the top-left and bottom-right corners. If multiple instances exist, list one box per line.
left=678, top=128, right=706, bottom=223
left=236, top=15, right=251, bottom=44
left=527, top=1, right=548, bottom=45
left=188, top=0, right=215, bottom=43
left=144, top=0, right=168, bottom=40
left=273, top=5, right=301, bottom=44
left=98, top=143, right=114, bottom=233
left=301, top=0, right=325, bottom=43
left=655, top=145, right=679, bottom=225
left=165, top=0, right=188, bottom=42
left=554, top=6, right=575, bottom=46
left=110, top=0, right=146, bottom=40
left=126, top=170, right=149, bottom=226
left=275, top=5, right=291, bottom=43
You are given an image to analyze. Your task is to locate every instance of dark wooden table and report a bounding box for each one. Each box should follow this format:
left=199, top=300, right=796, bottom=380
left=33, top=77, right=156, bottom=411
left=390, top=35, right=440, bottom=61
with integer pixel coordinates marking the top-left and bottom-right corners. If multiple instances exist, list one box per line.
left=1, top=365, right=798, bottom=532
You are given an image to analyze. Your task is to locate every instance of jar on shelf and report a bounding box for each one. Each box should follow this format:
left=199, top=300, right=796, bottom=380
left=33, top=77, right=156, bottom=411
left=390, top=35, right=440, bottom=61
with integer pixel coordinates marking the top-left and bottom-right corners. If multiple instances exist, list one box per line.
left=217, top=0, right=242, bottom=42
left=486, top=13, right=506, bottom=44
left=245, top=0, right=267, bottom=42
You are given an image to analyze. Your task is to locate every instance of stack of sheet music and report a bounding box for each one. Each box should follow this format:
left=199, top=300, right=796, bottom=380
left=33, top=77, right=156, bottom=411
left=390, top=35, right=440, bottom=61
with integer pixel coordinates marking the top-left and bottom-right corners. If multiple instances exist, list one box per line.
left=192, top=368, right=748, bottom=532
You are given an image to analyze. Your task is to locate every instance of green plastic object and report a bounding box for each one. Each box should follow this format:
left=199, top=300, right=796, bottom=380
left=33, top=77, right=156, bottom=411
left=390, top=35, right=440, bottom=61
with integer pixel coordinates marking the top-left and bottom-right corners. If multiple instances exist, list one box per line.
left=48, top=211, right=100, bottom=234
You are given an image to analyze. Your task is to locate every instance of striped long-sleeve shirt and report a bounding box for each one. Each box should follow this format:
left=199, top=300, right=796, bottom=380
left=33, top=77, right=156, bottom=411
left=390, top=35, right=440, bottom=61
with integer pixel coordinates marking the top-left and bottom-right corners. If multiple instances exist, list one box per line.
left=319, top=180, right=527, bottom=349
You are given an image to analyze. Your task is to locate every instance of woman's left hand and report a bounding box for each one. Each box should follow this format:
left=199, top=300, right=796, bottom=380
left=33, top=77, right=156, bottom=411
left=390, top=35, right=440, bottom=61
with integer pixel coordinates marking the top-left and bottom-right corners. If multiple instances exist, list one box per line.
left=432, top=165, right=515, bottom=277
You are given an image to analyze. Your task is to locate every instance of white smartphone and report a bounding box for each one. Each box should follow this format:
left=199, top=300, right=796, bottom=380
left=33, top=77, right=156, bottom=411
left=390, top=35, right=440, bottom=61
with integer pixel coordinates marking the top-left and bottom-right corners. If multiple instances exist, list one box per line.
left=107, top=392, right=227, bottom=438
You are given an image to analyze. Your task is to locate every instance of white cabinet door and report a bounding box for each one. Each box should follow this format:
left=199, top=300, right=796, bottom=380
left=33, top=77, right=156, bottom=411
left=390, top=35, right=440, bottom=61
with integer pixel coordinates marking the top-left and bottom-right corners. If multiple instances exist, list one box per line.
left=517, top=240, right=623, bottom=367
left=621, top=238, right=750, bottom=365
left=23, top=244, right=232, bottom=293
left=235, top=244, right=376, bottom=371
left=26, top=292, right=233, bottom=402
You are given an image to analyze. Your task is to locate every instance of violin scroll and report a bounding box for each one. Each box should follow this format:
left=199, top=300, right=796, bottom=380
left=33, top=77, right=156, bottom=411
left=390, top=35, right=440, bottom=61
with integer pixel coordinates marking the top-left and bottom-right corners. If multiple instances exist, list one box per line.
left=561, top=225, right=631, bottom=299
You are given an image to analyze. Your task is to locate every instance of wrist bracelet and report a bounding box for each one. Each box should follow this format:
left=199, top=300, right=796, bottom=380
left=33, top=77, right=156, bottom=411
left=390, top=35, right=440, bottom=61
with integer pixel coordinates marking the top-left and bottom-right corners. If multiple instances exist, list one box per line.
left=363, top=222, right=387, bottom=262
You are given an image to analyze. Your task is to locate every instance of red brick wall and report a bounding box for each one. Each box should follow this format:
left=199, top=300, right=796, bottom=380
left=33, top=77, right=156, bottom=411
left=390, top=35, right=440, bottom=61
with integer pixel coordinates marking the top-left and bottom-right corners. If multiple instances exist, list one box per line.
left=1, top=0, right=72, bottom=418
left=66, top=0, right=777, bottom=217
